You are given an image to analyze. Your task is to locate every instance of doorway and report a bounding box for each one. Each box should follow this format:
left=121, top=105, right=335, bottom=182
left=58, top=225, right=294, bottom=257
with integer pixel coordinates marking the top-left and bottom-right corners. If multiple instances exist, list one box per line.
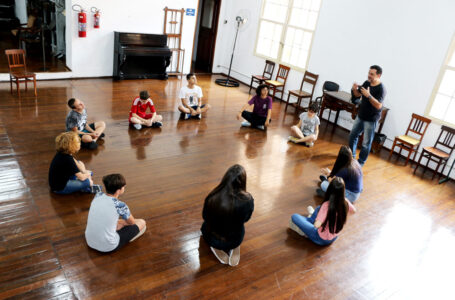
left=192, top=0, right=221, bottom=74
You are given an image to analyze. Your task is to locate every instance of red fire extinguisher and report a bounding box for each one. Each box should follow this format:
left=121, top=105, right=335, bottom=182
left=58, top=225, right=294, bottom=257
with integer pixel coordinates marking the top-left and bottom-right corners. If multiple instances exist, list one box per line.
left=92, top=7, right=100, bottom=29
left=72, top=5, right=87, bottom=37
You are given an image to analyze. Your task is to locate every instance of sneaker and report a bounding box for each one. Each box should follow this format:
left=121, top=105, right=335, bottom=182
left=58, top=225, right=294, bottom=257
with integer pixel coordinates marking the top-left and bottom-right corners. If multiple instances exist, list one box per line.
left=288, top=136, right=300, bottom=143
left=228, top=246, right=240, bottom=266
left=197, top=114, right=202, bottom=120
left=133, top=123, right=142, bottom=130
left=151, top=121, right=162, bottom=128
left=319, top=175, right=328, bottom=182
left=289, top=218, right=307, bottom=237
left=316, top=188, right=325, bottom=198
left=304, top=142, right=314, bottom=148
left=185, top=113, right=191, bottom=120
left=90, top=184, right=102, bottom=194
left=307, top=206, right=315, bottom=217
left=86, top=141, right=98, bottom=150
left=241, top=121, right=251, bottom=127
left=210, top=247, right=229, bottom=264
left=130, top=225, right=146, bottom=242
left=257, top=125, right=265, bottom=130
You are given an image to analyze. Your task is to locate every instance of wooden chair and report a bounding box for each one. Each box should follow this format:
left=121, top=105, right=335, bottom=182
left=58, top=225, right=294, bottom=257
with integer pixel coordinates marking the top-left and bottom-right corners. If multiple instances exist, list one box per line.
left=388, top=113, right=431, bottom=166
left=414, top=125, right=455, bottom=179
left=313, top=81, right=340, bottom=120
left=265, top=64, right=290, bottom=102
left=285, top=70, right=319, bottom=112
left=249, top=60, right=275, bottom=94
left=5, top=49, right=37, bottom=97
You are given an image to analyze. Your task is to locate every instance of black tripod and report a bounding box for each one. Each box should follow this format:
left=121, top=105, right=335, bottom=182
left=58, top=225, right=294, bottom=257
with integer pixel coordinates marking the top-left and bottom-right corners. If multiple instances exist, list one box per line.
left=215, top=16, right=244, bottom=87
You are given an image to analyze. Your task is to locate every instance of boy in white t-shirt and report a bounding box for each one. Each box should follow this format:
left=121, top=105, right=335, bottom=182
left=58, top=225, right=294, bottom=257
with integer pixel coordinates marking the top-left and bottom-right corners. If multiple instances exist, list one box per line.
left=288, top=102, right=320, bottom=147
left=178, top=73, right=211, bottom=119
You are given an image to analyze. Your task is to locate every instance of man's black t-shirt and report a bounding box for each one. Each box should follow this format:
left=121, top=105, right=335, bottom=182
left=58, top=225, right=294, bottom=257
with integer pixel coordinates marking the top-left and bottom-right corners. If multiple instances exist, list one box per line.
left=355, top=81, right=386, bottom=122
left=48, top=152, right=80, bottom=191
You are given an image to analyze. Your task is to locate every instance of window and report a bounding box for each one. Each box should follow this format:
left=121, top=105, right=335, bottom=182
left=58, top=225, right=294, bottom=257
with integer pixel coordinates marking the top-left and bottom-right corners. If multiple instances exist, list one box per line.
left=426, top=35, right=455, bottom=126
left=255, top=0, right=322, bottom=71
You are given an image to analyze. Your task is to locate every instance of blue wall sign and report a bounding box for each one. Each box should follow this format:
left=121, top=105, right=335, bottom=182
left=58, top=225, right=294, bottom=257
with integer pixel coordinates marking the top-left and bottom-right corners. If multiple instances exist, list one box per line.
left=186, top=8, right=195, bottom=16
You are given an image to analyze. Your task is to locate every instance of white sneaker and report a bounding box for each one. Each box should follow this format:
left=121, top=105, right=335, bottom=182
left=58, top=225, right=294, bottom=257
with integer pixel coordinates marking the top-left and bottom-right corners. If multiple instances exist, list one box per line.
left=133, top=123, right=142, bottom=130
left=289, top=218, right=307, bottom=237
left=304, top=142, right=314, bottom=148
left=210, top=247, right=229, bottom=264
left=307, top=206, right=315, bottom=217
left=228, top=246, right=240, bottom=266
left=241, top=121, right=251, bottom=127
left=257, top=125, right=265, bottom=130
left=198, top=114, right=202, bottom=119
left=288, top=136, right=300, bottom=143
left=130, top=225, right=146, bottom=242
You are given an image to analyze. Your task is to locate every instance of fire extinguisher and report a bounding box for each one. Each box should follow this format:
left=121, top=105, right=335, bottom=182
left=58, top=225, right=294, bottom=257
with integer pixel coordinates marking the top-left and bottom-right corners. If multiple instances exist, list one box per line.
left=72, top=5, right=87, bottom=37
left=91, top=7, right=100, bottom=29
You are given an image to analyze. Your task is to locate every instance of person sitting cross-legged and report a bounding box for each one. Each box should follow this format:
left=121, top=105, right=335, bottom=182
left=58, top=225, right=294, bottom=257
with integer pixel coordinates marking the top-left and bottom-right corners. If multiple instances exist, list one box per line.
left=66, top=98, right=106, bottom=150
left=237, top=84, right=272, bottom=130
left=129, top=90, right=163, bottom=130
left=178, top=73, right=211, bottom=120
left=85, top=173, right=146, bottom=253
left=288, top=102, right=320, bottom=147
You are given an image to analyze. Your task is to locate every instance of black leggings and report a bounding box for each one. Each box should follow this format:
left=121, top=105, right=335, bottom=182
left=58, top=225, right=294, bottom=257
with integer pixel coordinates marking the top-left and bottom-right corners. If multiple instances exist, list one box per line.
left=242, top=111, right=269, bottom=127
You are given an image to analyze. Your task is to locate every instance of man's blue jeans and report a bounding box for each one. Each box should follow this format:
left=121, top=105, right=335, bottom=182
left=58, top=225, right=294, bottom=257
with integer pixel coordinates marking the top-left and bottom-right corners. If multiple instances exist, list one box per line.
left=54, top=175, right=91, bottom=194
left=349, top=117, right=377, bottom=166
left=291, top=206, right=337, bottom=246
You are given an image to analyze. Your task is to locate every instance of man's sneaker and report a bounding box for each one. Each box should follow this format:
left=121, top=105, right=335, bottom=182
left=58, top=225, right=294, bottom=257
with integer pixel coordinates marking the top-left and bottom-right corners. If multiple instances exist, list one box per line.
left=288, top=136, right=300, bottom=143
left=304, top=142, right=314, bottom=148
left=257, top=125, right=265, bottom=130
left=316, top=188, right=325, bottom=198
left=307, top=206, right=315, bottom=217
left=151, top=121, right=162, bottom=128
left=228, top=246, right=240, bottom=267
left=133, top=123, right=142, bottom=130
left=130, top=225, right=146, bottom=242
left=241, top=121, right=251, bottom=127
left=90, top=184, right=102, bottom=194
left=289, top=218, right=307, bottom=237
left=197, top=114, right=202, bottom=119
left=210, top=247, right=229, bottom=264
left=319, top=175, right=328, bottom=182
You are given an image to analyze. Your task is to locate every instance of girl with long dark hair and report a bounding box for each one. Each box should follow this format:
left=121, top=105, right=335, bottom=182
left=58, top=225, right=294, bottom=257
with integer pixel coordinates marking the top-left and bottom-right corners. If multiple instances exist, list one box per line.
left=201, top=164, right=254, bottom=266
left=289, top=177, right=356, bottom=245
left=317, top=145, right=363, bottom=203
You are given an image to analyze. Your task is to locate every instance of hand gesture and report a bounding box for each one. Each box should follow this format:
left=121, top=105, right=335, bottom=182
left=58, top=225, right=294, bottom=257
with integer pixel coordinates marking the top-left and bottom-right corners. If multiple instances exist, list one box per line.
left=321, top=168, right=331, bottom=176
left=360, top=86, right=371, bottom=98
left=352, top=82, right=359, bottom=91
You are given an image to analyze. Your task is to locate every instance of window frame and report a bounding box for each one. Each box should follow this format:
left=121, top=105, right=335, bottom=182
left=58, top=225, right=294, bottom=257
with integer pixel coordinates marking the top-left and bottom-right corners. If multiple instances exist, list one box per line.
left=253, top=0, right=323, bottom=73
left=425, top=34, right=455, bottom=127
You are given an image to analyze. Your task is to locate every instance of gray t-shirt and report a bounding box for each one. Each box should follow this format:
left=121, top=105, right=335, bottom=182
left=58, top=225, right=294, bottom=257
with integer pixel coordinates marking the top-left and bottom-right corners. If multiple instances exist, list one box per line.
left=299, top=112, right=320, bottom=136
left=66, top=109, right=87, bottom=131
left=85, top=193, right=131, bottom=252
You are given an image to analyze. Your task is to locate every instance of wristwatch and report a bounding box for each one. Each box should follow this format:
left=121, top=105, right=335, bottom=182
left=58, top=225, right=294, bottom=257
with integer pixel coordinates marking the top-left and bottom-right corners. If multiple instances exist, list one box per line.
left=368, top=95, right=372, bottom=99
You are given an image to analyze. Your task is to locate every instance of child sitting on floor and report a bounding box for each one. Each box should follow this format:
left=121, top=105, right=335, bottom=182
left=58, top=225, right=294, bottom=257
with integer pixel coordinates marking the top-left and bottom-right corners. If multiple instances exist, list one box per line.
left=129, top=90, right=163, bottom=130
left=288, top=102, right=320, bottom=147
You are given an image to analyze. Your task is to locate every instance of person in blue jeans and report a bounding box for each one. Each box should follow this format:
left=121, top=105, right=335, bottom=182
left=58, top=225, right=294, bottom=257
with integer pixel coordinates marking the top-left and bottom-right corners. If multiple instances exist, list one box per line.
left=49, top=132, right=102, bottom=194
left=289, top=177, right=356, bottom=246
left=317, top=145, right=363, bottom=203
left=349, top=65, right=386, bottom=166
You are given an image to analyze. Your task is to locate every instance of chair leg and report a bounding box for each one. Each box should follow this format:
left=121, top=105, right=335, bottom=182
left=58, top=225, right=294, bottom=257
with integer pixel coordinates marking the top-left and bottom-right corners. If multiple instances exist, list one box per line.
left=33, top=76, right=37, bottom=96
left=285, top=93, right=290, bottom=111
left=280, top=87, right=284, bottom=101
left=404, top=149, right=413, bottom=166
left=16, top=78, right=20, bottom=97
left=388, top=140, right=397, bottom=159
left=414, top=151, right=424, bottom=174
left=10, top=78, right=13, bottom=94
left=25, top=79, right=27, bottom=91
left=432, top=160, right=441, bottom=180
left=249, top=78, right=254, bottom=94
left=272, top=87, right=276, bottom=101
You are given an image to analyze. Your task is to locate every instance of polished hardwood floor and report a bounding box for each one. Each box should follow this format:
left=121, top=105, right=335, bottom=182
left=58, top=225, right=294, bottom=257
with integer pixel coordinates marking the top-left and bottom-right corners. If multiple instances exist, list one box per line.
left=0, top=75, right=454, bottom=299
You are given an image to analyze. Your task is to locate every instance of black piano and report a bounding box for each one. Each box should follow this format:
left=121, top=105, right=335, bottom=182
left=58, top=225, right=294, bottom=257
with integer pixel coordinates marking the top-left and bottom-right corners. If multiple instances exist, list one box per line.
left=113, top=32, right=172, bottom=80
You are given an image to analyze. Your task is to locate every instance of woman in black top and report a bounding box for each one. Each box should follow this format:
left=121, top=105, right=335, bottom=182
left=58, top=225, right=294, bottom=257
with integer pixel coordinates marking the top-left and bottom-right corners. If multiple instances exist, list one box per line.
left=201, top=164, right=254, bottom=266
left=48, top=132, right=101, bottom=194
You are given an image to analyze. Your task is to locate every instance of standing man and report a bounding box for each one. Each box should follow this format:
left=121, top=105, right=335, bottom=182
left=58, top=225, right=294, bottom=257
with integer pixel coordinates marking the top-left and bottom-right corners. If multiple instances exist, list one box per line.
left=349, top=65, right=386, bottom=166
left=66, top=98, right=106, bottom=150
left=178, top=73, right=211, bottom=119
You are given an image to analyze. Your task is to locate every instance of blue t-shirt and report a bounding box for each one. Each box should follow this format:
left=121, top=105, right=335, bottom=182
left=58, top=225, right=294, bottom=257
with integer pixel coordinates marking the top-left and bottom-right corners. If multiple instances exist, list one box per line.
left=336, top=166, right=363, bottom=193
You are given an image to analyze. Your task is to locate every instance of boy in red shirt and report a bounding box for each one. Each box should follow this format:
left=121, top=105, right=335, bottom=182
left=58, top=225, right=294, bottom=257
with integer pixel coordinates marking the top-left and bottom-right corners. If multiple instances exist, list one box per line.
left=129, top=91, right=163, bottom=130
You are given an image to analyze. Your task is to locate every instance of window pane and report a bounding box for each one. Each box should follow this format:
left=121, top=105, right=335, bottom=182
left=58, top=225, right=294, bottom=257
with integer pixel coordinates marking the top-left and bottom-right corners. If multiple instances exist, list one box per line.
left=256, top=20, right=282, bottom=59
left=430, top=94, right=451, bottom=120
left=282, top=28, right=312, bottom=68
left=289, top=0, right=320, bottom=29
left=263, top=0, right=289, bottom=23
left=438, top=70, right=455, bottom=96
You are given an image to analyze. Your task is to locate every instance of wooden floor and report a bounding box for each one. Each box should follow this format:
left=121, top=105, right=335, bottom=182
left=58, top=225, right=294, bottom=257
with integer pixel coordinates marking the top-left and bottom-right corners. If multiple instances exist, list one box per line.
left=0, top=75, right=454, bottom=299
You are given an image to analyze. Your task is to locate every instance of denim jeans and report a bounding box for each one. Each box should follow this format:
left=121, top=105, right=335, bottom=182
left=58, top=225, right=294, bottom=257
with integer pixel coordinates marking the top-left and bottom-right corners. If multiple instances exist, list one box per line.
left=291, top=206, right=337, bottom=246
left=321, top=180, right=360, bottom=203
left=348, top=116, right=377, bottom=166
left=54, top=175, right=91, bottom=194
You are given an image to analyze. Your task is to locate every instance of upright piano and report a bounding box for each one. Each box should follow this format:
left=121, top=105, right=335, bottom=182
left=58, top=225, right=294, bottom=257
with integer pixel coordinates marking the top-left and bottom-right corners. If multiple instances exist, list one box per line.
left=113, top=32, right=172, bottom=80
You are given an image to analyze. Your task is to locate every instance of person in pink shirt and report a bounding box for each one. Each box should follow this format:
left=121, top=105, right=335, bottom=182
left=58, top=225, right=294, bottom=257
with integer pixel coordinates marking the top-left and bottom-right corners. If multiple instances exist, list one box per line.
left=289, top=177, right=356, bottom=245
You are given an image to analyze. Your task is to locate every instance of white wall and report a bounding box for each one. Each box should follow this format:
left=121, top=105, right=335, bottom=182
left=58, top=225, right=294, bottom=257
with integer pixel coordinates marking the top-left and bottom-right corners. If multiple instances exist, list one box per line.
left=213, top=0, right=455, bottom=177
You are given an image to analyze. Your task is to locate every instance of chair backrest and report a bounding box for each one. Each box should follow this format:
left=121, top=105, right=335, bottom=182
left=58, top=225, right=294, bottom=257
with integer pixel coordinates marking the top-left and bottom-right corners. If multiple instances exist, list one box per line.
left=274, top=64, right=290, bottom=84
left=299, top=71, right=319, bottom=96
left=434, top=125, right=455, bottom=156
left=5, top=49, right=27, bottom=73
left=322, top=81, right=339, bottom=92
left=405, top=113, right=432, bottom=142
left=263, top=60, right=275, bottom=80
